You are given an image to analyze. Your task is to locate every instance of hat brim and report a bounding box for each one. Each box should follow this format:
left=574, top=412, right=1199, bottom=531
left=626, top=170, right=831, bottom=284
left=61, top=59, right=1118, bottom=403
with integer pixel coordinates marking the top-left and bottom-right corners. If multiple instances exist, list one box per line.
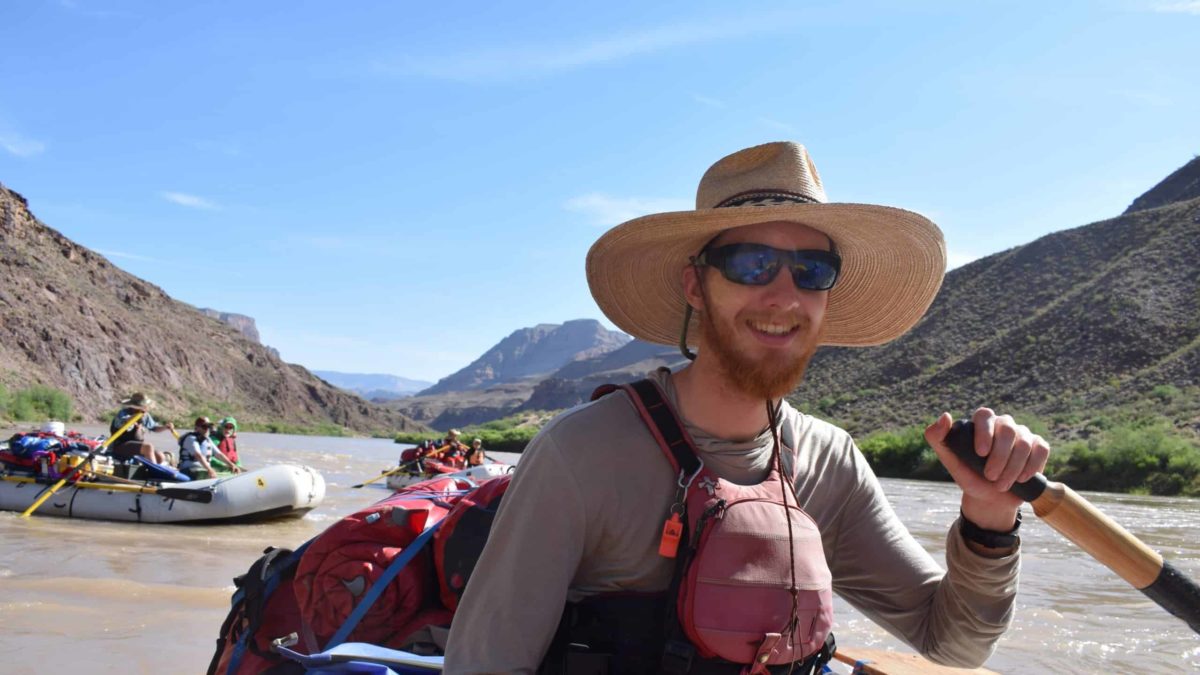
left=586, top=203, right=945, bottom=348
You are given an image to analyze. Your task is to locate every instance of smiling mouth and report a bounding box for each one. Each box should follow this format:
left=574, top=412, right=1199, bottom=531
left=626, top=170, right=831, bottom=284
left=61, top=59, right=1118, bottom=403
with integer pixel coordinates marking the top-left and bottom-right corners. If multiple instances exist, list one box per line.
left=747, top=319, right=800, bottom=337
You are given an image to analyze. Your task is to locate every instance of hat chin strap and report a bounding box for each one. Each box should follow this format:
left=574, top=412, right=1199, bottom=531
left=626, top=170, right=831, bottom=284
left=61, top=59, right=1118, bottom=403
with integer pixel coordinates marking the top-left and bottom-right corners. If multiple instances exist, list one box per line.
left=679, top=304, right=697, bottom=361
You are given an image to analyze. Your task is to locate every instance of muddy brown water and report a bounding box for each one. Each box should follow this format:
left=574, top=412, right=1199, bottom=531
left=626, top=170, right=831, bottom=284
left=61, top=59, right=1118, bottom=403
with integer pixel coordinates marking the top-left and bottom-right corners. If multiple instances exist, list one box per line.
left=0, top=427, right=1197, bottom=673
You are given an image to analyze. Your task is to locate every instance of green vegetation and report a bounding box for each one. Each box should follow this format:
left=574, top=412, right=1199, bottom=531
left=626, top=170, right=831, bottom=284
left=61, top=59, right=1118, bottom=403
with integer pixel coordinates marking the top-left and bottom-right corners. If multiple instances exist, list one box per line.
left=395, top=411, right=556, bottom=453
left=857, top=413, right=1200, bottom=497
left=0, top=383, right=76, bottom=422
left=239, top=420, right=351, bottom=436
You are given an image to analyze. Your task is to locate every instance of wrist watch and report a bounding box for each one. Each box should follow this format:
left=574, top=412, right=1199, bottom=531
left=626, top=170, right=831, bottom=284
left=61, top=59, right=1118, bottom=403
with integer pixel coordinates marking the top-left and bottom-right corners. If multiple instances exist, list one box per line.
left=960, top=509, right=1022, bottom=548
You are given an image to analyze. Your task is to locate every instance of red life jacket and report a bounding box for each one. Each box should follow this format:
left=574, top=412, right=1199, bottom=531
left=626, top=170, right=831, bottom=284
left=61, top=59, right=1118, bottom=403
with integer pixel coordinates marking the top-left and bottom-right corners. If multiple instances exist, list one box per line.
left=551, top=379, right=834, bottom=674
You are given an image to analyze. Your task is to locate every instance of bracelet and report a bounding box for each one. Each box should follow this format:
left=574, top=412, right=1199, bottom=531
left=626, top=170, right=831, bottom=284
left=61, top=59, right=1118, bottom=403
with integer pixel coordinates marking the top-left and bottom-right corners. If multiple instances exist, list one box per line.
left=960, top=509, right=1021, bottom=549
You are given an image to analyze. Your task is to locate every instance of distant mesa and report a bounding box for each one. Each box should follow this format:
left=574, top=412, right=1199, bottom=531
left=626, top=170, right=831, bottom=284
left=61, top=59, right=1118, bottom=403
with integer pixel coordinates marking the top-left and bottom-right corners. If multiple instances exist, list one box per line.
left=198, top=308, right=281, bottom=359
left=313, top=371, right=434, bottom=401
left=417, top=319, right=631, bottom=396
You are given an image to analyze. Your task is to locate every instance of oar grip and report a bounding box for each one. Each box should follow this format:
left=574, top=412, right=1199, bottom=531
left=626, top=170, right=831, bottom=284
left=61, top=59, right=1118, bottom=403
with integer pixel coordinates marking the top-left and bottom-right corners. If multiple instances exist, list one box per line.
left=944, top=420, right=1047, bottom=502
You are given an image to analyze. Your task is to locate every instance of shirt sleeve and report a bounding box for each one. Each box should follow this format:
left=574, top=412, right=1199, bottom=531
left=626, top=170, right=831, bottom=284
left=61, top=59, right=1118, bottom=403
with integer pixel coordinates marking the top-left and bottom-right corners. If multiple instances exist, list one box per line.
left=142, top=413, right=158, bottom=431
left=444, top=429, right=587, bottom=675
left=823, top=439, right=1019, bottom=668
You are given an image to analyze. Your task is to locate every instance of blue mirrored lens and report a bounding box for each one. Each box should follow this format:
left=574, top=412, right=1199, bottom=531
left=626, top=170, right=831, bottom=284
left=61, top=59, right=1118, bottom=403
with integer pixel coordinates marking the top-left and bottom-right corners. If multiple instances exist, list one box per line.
left=791, top=257, right=838, bottom=290
left=726, top=248, right=781, bottom=284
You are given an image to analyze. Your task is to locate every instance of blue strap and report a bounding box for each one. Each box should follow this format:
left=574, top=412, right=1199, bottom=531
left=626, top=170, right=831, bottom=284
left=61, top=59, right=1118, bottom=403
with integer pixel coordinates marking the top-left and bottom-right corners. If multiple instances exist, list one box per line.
left=325, top=520, right=445, bottom=650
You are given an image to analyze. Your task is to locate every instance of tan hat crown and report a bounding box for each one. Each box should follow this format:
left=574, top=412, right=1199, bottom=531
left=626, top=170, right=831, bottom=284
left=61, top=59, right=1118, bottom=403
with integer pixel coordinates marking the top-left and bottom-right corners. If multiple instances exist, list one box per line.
left=697, top=142, right=828, bottom=209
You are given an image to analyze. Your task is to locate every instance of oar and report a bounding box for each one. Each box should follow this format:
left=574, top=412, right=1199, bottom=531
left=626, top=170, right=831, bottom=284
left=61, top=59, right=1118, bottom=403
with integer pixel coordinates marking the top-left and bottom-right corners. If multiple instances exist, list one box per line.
left=833, top=646, right=998, bottom=675
left=21, top=410, right=144, bottom=517
left=352, top=460, right=420, bottom=489
left=945, top=419, right=1200, bottom=635
left=3, top=474, right=214, bottom=503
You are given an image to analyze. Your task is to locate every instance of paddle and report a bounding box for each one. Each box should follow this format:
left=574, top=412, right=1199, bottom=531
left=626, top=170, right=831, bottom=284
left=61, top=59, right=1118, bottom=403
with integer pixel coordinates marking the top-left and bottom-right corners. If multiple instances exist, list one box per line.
left=833, top=646, right=998, bottom=675
left=352, top=459, right=419, bottom=489
left=945, top=419, right=1200, bottom=635
left=4, top=474, right=214, bottom=503
left=20, top=410, right=144, bottom=517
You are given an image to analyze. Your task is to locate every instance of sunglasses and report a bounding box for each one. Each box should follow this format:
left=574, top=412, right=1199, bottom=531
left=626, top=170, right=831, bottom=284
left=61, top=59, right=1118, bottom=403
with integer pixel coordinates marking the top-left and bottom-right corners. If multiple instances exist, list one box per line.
left=693, top=243, right=841, bottom=291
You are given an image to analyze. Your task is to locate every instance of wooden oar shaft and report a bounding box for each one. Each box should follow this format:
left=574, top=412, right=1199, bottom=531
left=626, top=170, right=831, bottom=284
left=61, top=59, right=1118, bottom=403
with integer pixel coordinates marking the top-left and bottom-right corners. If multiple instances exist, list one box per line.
left=1032, top=481, right=1163, bottom=588
left=4, top=474, right=160, bottom=495
left=833, top=647, right=998, bottom=675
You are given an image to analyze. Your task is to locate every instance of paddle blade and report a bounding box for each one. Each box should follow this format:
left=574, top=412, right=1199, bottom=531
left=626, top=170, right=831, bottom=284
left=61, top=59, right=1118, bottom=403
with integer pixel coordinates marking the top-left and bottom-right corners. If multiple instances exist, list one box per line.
left=157, top=487, right=214, bottom=503
left=1141, top=560, right=1200, bottom=635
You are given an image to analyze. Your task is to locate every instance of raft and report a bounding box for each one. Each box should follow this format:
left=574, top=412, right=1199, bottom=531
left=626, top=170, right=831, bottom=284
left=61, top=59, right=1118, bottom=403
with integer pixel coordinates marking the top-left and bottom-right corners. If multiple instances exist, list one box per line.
left=0, top=463, right=326, bottom=524
left=385, top=461, right=511, bottom=491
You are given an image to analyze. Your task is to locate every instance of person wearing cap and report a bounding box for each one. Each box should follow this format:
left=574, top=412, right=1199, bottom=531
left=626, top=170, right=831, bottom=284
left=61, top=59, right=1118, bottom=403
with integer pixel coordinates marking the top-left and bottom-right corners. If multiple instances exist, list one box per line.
left=178, top=417, right=222, bottom=480
left=109, top=392, right=175, bottom=465
left=447, top=142, right=1050, bottom=673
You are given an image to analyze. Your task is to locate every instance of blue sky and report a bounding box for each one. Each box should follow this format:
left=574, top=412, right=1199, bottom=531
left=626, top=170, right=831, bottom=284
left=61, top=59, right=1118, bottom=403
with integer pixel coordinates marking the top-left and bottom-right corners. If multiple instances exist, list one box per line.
left=2, top=1, right=1197, bottom=382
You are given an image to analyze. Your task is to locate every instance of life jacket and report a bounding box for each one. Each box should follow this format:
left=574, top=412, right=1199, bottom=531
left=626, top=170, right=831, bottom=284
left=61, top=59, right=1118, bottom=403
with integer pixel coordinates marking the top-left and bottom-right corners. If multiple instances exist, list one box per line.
left=543, top=379, right=835, bottom=675
left=433, top=473, right=512, bottom=611
left=208, top=476, right=474, bottom=674
left=178, top=432, right=214, bottom=466
left=219, top=435, right=240, bottom=464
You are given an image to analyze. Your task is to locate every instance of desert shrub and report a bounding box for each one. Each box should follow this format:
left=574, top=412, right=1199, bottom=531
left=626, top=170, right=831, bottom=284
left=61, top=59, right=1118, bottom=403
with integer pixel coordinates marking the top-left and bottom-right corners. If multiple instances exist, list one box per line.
left=8, top=385, right=74, bottom=422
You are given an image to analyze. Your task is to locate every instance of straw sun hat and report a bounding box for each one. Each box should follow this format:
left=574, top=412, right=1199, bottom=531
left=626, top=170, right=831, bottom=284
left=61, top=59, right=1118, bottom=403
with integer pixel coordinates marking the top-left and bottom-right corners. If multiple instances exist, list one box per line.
left=119, top=392, right=155, bottom=411
left=586, top=141, right=946, bottom=348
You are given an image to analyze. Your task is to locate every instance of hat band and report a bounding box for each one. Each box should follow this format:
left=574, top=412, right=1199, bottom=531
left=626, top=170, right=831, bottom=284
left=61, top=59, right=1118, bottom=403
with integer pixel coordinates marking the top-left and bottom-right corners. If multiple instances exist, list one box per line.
left=714, top=190, right=820, bottom=208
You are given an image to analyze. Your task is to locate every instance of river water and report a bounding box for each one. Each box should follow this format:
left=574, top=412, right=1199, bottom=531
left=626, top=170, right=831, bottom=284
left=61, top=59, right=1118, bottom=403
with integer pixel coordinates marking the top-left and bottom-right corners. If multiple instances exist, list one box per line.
left=0, top=428, right=1197, bottom=673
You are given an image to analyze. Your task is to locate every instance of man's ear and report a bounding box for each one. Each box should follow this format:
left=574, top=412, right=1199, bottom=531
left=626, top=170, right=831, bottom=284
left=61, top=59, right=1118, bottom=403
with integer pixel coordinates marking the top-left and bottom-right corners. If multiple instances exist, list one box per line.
left=682, top=264, right=705, bottom=311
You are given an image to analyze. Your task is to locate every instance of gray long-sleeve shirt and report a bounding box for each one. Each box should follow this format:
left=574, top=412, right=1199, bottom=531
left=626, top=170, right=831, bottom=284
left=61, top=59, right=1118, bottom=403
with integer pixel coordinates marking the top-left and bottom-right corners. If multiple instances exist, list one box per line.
left=445, top=370, right=1018, bottom=673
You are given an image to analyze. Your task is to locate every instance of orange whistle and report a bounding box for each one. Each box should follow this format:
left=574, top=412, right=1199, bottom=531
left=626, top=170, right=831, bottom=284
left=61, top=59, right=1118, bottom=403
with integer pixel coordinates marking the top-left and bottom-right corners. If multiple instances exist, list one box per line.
left=659, top=513, right=683, bottom=558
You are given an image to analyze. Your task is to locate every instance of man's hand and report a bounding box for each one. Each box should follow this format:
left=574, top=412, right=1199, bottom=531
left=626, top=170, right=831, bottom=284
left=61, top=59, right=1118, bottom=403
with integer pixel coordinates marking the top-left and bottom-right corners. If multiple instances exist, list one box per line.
left=925, top=408, right=1050, bottom=531
left=207, top=467, right=217, bottom=479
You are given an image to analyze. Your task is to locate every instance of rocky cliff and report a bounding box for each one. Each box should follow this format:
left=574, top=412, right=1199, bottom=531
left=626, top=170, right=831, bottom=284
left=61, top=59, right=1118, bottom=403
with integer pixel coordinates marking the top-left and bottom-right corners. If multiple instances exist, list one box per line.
left=0, top=183, right=426, bottom=435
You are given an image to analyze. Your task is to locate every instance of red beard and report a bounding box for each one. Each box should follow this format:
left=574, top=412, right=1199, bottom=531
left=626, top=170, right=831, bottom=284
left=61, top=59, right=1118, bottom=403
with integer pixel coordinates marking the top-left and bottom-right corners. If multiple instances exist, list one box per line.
left=699, top=307, right=822, bottom=400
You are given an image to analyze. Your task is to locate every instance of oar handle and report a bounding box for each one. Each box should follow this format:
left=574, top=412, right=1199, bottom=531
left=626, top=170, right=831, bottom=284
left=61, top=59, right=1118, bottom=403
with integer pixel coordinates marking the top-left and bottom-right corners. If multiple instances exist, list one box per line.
left=945, top=419, right=1200, bottom=635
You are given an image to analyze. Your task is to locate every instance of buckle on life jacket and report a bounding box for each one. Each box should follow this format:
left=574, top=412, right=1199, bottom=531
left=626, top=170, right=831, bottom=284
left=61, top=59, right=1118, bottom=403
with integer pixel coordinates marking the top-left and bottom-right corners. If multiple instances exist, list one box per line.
left=661, top=639, right=695, bottom=674
left=744, top=633, right=783, bottom=674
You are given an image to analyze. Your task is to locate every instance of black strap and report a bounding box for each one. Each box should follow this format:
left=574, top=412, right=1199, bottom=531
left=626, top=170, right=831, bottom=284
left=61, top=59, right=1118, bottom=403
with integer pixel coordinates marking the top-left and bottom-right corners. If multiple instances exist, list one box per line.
left=626, top=379, right=703, bottom=478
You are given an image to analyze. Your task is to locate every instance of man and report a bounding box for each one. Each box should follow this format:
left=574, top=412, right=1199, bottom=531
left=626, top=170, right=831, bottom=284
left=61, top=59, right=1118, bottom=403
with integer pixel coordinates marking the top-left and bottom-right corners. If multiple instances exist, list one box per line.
left=108, top=392, right=175, bottom=465
left=178, top=416, right=240, bottom=479
left=446, top=142, right=1049, bottom=673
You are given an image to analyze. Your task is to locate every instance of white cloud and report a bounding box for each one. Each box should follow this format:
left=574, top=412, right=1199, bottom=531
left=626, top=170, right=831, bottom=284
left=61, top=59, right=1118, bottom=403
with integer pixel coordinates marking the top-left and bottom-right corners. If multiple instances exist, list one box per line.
left=565, top=193, right=692, bottom=227
left=1150, top=1, right=1200, bottom=13
left=0, top=132, right=46, bottom=157
left=947, top=249, right=981, bottom=270
left=386, top=14, right=802, bottom=82
left=161, top=191, right=219, bottom=210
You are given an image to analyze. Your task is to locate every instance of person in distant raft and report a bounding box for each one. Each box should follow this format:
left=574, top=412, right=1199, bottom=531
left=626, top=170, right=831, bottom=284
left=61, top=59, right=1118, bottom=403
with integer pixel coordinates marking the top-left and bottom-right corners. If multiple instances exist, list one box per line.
left=211, top=416, right=245, bottom=472
left=177, top=416, right=223, bottom=479
left=108, top=392, right=175, bottom=465
left=465, top=437, right=486, bottom=466
left=446, top=142, right=1051, bottom=674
